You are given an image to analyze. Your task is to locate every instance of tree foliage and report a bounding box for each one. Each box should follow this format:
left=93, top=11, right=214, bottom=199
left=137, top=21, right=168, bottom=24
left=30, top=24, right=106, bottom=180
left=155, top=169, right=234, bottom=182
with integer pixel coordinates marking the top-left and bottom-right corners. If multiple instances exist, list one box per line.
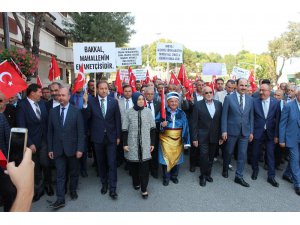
left=64, top=12, right=135, bottom=47
left=268, top=21, right=300, bottom=79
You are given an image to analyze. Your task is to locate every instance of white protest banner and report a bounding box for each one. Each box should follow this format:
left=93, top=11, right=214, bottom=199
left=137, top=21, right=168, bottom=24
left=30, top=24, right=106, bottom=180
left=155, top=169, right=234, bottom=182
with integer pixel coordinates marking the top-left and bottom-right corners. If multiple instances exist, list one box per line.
left=133, top=69, right=147, bottom=81
left=231, top=66, right=250, bottom=79
left=73, top=42, right=116, bottom=73
left=120, top=69, right=129, bottom=81
left=116, top=47, right=142, bottom=66
left=156, top=43, right=183, bottom=63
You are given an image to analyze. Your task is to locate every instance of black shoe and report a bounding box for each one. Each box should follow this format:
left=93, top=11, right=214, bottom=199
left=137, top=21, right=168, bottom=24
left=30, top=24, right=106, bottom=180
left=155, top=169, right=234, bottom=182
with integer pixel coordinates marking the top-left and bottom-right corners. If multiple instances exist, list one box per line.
left=45, top=185, right=54, bottom=196
left=189, top=167, right=196, bottom=173
left=206, top=176, right=213, bottom=183
left=80, top=170, right=88, bottom=178
left=70, top=191, right=78, bottom=200
left=49, top=200, right=65, bottom=209
left=32, top=191, right=44, bottom=202
left=141, top=192, right=148, bottom=199
left=222, top=170, right=228, bottom=178
left=251, top=171, right=258, bottom=180
left=133, top=185, right=140, bottom=190
left=267, top=178, right=279, bottom=187
left=101, top=184, right=108, bottom=195
left=295, top=187, right=300, bottom=196
left=170, top=177, right=179, bottom=184
left=163, top=180, right=169, bottom=186
left=234, top=177, right=250, bottom=187
left=199, top=177, right=206, bottom=187
left=150, top=171, right=158, bottom=179
left=109, top=191, right=118, bottom=200
left=282, top=175, right=293, bottom=183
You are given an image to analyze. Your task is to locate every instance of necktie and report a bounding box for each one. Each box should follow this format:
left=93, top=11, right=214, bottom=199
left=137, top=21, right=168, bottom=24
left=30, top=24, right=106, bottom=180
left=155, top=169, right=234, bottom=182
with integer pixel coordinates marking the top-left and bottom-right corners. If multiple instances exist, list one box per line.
left=101, top=99, right=105, bottom=117
left=147, top=101, right=152, bottom=110
left=60, top=107, right=65, bottom=126
left=239, top=95, right=243, bottom=112
left=263, top=101, right=268, bottom=118
left=227, top=92, right=230, bottom=96
left=34, top=102, right=41, bottom=120
left=126, top=99, right=129, bottom=110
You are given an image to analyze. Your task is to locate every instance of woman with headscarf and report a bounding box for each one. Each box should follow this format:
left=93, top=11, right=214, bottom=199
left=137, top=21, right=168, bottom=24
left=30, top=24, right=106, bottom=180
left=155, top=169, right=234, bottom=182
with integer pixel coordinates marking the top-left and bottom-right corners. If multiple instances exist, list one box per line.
left=157, top=92, right=191, bottom=186
left=122, top=92, right=156, bottom=199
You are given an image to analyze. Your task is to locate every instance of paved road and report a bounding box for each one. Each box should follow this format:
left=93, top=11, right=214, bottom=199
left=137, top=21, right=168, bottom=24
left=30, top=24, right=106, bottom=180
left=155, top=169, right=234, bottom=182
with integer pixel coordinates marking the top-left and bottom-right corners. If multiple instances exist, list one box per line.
left=27, top=155, right=300, bottom=212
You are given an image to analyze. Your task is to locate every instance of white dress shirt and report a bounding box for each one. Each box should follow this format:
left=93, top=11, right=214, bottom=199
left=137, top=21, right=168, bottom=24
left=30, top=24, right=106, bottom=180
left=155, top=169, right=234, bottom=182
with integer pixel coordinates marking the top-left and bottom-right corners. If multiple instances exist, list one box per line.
left=205, top=100, right=216, bottom=118
left=52, top=99, right=60, bottom=108
left=98, top=96, right=107, bottom=115
left=146, top=100, right=155, bottom=119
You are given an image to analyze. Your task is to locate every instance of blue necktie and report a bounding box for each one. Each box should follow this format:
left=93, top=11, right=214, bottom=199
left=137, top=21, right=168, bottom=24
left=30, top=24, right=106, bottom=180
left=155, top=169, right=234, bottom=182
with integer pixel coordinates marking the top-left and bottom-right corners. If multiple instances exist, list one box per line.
left=60, top=107, right=65, bottom=126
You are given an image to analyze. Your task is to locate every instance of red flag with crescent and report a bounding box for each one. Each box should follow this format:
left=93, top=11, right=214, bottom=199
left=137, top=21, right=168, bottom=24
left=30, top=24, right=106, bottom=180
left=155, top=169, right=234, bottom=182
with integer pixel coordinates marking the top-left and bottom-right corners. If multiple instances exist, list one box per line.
left=169, top=71, right=180, bottom=85
left=115, top=70, right=123, bottom=95
left=36, top=75, right=43, bottom=87
left=72, top=64, right=85, bottom=94
left=48, top=56, right=61, bottom=81
left=0, top=60, right=28, bottom=99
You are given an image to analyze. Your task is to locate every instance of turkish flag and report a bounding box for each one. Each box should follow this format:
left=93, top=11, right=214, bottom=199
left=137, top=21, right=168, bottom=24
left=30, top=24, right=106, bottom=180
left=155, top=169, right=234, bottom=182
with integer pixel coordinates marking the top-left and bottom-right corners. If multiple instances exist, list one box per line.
left=48, top=56, right=61, bottom=81
left=0, top=60, right=28, bottom=99
left=177, top=64, right=186, bottom=85
left=160, top=87, right=166, bottom=120
left=169, top=71, right=180, bottom=85
left=248, top=70, right=257, bottom=92
left=129, top=71, right=137, bottom=93
left=144, top=70, right=151, bottom=84
left=36, top=75, right=43, bottom=87
left=72, top=64, right=85, bottom=94
left=115, top=70, right=123, bottom=95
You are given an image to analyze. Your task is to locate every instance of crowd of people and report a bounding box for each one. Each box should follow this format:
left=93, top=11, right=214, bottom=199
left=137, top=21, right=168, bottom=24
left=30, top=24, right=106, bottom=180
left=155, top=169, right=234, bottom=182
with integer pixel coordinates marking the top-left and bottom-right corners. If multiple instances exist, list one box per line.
left=0, top=76, right=300, bottom=211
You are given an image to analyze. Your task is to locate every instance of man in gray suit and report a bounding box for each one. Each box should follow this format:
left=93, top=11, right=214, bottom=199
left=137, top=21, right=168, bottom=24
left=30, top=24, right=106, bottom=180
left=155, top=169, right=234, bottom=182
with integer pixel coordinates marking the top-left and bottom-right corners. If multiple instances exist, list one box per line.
left=221, top=78, right=254, bottom=187
left=117, top=85, right=133, bottom=167
left=48, top=87, right=85, bottom=209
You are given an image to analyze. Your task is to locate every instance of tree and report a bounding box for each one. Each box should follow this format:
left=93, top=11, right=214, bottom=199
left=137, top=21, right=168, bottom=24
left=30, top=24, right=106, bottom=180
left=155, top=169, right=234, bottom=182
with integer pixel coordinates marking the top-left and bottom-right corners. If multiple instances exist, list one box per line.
left=268, top=21, right=300, bottom=81
left=12, top=12, right=45, bottom=77
left=64, top=12, right=135, bottom=47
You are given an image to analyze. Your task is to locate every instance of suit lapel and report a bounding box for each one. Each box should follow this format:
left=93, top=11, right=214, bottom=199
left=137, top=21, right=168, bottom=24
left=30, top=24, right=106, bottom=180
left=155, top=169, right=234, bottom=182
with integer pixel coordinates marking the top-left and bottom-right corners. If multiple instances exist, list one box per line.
left=232, top=92, right=242, bottom=113
left=94, top=97, right=103, bottom=119
left=256, top=99, right=265, bottom=118
left=25, top=98, right=39, bottom=122
left=63, top=105, right=72, bottom=128
left=105, top=97, right=112, bottom=119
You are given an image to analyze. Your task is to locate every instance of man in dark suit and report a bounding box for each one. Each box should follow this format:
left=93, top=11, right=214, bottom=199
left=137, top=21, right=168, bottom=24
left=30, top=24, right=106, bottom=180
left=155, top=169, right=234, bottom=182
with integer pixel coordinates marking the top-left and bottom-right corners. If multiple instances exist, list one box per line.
left=48, top=87, right=85, bottom=209
left=45, top=82, right=62, bottom=113
left=251, top=84, right=280, bottom=187
left=279, top=88, right=300, bottom=196
left=83, top=80, right=121, bottom=200
left=191, top=86, right=222, bottom=187
left=221, top=78, right=254, bottom=187
left=16, top=83, right=51, bottom=201
left=188, top=80, right=205, bottom=172
left=144, top=86, right=161, bottom=178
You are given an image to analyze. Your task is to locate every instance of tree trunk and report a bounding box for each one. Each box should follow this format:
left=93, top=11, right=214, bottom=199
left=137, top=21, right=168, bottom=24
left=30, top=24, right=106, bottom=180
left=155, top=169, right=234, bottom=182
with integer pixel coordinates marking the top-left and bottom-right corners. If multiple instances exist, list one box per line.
left=32, top=13, right=45, bottom=75
left=278, top=57, right=286, bottom=77
left=12, top=12, right=31, bottom=51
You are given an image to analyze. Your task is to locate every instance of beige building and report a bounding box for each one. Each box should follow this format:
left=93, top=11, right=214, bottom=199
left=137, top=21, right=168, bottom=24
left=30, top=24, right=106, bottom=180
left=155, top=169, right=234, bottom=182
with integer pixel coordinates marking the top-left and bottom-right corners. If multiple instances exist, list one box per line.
left=0, top=12, right=75, bottom=86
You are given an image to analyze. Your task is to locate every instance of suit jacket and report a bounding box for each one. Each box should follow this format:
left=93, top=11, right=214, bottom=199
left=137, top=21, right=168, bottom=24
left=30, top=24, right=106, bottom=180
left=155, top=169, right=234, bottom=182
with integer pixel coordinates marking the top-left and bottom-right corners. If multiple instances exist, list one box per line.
left=118, top=98, right=131, bottom=124
left=221, top=91, right=254, bottom=137
left=84, top=95, right=121, bottom=144
left=45, top=99, right=54, bottom=113
left=191, top=99, right=222, bottom=144
left=16, top=98, right=48, bottom=148
left=48, top=104, right=85, bottom=157
left=214, top=90, right=229, bottom=105
left=279, top=100, right=300, bottom=147
left=253, top=97, right=280, bottom=140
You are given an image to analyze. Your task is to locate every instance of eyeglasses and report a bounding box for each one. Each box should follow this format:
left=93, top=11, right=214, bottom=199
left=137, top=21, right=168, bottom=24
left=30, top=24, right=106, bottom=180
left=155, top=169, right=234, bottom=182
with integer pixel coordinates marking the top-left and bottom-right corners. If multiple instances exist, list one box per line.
left=205, top=92, right=212, bottom=94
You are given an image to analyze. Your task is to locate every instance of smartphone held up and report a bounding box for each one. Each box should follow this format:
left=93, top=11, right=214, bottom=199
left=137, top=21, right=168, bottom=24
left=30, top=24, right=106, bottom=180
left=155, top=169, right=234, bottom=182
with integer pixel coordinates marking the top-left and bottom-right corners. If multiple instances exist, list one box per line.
left=8, top=127, right=28, bottom=167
